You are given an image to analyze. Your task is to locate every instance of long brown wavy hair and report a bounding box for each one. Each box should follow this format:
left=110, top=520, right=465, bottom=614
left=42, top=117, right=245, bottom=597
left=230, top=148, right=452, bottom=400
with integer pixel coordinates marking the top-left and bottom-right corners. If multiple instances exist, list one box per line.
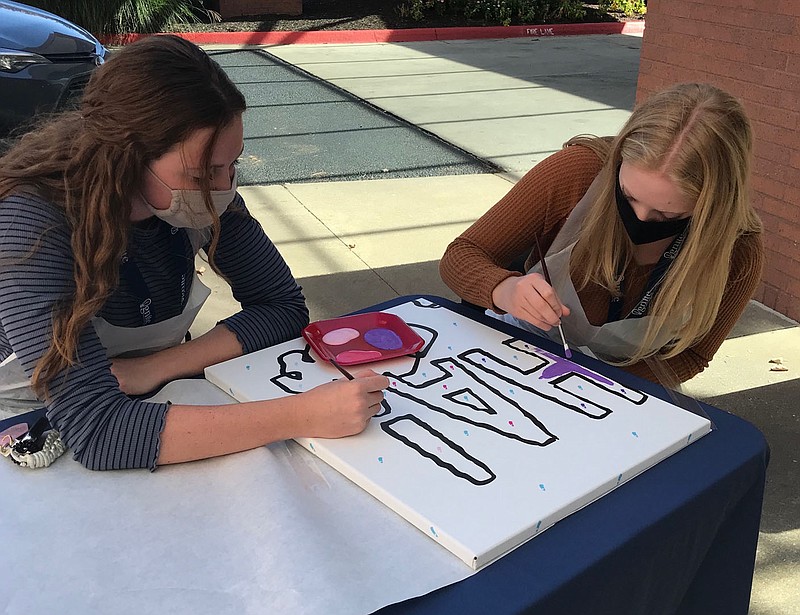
left=0, top=35, right=246, bottom=398
left=568, top=83, right=762, bottom=365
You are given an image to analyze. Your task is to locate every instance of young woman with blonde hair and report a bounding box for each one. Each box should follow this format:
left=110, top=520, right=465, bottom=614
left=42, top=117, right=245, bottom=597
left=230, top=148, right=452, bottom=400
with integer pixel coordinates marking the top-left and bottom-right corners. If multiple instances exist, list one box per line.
left=0, top=36, right=387, bottom=470
left=440, top=83, right=763, bottom=384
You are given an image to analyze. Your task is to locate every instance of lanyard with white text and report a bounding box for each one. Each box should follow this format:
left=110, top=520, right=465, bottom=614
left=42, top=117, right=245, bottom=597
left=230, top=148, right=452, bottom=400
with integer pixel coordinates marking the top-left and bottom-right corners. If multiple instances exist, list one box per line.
left=607, top=228, right=688, bottom=322
left=120, top=226, right=192, bottom=326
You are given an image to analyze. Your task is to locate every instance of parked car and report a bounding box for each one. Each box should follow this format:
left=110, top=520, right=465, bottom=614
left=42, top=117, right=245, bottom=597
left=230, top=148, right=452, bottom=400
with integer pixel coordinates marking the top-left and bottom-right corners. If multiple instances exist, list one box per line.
left=0, top=1, right=107, bottom=137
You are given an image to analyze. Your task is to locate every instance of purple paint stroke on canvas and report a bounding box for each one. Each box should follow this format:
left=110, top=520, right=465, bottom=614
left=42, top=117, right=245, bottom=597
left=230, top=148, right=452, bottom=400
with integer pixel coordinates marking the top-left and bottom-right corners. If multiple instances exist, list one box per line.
left=537, top=349, right=615, bottom=386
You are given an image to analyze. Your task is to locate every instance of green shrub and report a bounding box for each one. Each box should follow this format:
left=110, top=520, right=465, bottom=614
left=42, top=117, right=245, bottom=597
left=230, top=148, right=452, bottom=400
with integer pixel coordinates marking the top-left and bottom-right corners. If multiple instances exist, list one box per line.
left=25, top=0, right=218, bottom=35
left=396, top=0, right=585, bottom=25
left=598, top=0, right=647, bottom=17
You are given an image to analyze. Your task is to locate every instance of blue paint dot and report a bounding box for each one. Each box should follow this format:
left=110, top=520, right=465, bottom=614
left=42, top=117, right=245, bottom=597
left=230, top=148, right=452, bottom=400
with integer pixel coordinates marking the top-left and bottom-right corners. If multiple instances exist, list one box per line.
left=245, top=365, right=251, bottom=370
left=535, top=520, right=542, bottom=531
left=577, top=385, right=584, bottom=390
left=229, top=388, right=234, bottom=395
left=447, top=345, right=452, bottom=350
left=452, top=322, right=458, bottom=327
left=481, top=357, right=486, bottom=362
left=463, top=394, right=469, bottom=400
left=580, top=403, right=586, bottom=408
left=509, top=389, right=515, bottom=395
left=539, top=483, right=546, bottom=491
left=464, top=430, right=469, bottom=436
left=422, top=372, right=426, bottom=377
left=513, top=355, right=518, bottom=360
left=309, top=443, right=315, bottom=451
left=687, top=434, right=692, bottom=443
left=632, top=431, right=639, bottom=438
left=621, top=389, right=626, bottom=394
left=430, top=526, right=439, bottom=537
left=378, top=457, right=384, bottom=463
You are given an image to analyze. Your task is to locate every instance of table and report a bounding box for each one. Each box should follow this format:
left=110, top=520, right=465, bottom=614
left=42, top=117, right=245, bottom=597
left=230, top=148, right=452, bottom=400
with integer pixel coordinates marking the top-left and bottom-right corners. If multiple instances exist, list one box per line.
left=0, top=296, right=768, bottom=615
left=375, top=297, right=768, bottom=615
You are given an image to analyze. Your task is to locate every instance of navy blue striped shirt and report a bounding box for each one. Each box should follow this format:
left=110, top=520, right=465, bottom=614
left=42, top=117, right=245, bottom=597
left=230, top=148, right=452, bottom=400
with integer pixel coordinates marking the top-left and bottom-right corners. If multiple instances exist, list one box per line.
left=0, top=192, right=309, bottom=470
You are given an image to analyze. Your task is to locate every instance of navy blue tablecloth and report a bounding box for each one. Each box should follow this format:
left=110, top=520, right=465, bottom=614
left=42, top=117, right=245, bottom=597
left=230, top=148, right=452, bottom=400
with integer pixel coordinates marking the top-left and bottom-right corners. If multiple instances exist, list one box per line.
left=367, top=296, right=768, bottom=615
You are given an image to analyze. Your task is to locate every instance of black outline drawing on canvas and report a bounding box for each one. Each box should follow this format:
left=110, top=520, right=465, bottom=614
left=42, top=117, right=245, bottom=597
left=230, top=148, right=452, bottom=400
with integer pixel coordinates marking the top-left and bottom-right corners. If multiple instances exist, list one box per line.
left=270, top=299, right=647, bottom=486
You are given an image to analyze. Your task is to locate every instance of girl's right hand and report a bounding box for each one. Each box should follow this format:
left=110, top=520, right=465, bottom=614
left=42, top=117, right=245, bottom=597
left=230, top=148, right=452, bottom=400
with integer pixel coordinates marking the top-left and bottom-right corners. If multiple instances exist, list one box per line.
left=491, top=272, right=571, bottom=331
left=297, top=370, right=389, bottom=438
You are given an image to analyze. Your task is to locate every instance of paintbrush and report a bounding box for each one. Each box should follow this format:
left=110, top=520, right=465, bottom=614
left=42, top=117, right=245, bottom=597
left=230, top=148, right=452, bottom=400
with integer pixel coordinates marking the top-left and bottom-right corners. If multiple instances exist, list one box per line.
left=327, top=353, right=355, bottom=380
left=534, top=235, right=572, bottom=359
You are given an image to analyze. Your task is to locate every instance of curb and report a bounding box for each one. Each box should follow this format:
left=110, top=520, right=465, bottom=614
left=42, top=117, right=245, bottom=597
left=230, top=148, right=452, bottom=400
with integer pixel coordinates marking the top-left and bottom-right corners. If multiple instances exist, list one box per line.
left=100, top=20, right=644, bottom=46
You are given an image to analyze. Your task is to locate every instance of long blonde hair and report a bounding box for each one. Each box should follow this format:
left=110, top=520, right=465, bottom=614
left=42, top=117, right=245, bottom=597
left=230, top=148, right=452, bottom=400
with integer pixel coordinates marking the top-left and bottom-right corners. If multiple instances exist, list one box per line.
left=0, top=35, right=246, bottom=398
left=570, top=83, right=762, bottom=365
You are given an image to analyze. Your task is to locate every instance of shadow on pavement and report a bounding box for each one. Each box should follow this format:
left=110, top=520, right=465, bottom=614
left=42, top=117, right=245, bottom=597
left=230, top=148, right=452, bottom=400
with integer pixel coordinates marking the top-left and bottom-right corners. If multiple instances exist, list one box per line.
left=207, top=47, right=497, bottom=185
left=297, top=259, right=456, bottom=321
left=704, top=378, right=800, bottom=535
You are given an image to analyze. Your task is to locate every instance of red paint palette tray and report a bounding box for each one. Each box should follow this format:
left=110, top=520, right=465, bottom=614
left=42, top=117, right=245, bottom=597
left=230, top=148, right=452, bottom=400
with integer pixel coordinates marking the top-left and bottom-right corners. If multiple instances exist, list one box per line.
left=302, top=312, right=425, bottom=366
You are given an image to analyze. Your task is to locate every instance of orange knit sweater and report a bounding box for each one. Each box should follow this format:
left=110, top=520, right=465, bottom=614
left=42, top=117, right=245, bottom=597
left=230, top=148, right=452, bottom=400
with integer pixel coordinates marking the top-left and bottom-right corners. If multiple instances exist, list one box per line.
left=439, top=145, right=764, bottom=384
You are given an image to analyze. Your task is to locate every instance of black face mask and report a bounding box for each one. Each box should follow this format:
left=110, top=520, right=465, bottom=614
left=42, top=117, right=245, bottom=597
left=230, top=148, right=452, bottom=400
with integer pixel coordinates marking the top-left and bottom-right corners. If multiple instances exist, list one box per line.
left=615, top=173, right=691, bottom=245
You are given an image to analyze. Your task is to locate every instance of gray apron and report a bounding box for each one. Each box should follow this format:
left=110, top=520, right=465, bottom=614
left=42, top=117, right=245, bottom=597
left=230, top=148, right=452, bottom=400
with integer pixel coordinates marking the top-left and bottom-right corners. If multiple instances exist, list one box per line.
left=492, top=175, right=684, bottom=362
left=0, top=230, right=211, bottom=418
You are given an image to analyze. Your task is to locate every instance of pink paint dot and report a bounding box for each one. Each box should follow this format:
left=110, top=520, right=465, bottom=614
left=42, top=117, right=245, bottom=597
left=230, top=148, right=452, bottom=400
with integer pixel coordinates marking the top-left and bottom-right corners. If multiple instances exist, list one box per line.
left=508, top=420, right=515, bottom=427
left=392, top=381, right=397, bottom=386
left=443, top=384, right=448, bottom=390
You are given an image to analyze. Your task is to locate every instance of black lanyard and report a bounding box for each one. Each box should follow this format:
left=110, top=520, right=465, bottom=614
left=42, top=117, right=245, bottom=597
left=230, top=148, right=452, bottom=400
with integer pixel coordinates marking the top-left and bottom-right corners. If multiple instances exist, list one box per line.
left=120, top=226, right=192, bottom=326
left=607, top=228, right=688, bottom=322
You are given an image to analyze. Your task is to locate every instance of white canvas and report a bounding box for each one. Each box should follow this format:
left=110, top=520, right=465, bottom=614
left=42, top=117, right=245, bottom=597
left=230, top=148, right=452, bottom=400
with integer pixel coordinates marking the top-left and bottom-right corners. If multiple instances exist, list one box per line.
left=205, top=297, right=711, bottom=569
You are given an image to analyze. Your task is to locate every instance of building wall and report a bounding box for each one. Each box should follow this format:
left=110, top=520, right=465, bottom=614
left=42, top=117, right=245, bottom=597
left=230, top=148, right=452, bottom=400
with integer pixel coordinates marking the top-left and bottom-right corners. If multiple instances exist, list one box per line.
left=637, top=0, right=800, bottom=321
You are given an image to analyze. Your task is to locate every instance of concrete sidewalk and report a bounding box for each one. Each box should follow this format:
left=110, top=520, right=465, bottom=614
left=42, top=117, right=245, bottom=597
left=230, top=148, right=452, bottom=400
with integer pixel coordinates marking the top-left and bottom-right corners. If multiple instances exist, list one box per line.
left=194, top=34, right=799, bottom=614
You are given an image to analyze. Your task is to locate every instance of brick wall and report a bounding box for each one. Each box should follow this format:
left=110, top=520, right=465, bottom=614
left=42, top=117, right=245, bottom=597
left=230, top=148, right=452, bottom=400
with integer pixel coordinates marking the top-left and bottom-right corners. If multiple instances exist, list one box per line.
left=637, top=0, right=800, bottom=322
left=218, top=0, right=301, bottom=19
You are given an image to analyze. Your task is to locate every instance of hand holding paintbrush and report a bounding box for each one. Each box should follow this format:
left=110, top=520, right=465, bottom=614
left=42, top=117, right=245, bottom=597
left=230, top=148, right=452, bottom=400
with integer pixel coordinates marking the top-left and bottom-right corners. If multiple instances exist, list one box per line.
left=533, top=235, right=573, bottom=359
left=490, top=241, right=572, bottom=352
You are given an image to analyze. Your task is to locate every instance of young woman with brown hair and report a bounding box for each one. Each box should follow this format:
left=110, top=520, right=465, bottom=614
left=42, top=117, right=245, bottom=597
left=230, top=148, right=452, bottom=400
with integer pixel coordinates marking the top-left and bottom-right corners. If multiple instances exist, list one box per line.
left=440, top=83, right=764, bottom=384
left=0, top=36, right=388, bottom=470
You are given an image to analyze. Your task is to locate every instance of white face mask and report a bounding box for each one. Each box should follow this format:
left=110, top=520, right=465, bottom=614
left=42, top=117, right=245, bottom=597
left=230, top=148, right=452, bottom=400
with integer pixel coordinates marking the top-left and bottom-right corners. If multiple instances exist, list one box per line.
left=142, top=167, right=238, bottom=228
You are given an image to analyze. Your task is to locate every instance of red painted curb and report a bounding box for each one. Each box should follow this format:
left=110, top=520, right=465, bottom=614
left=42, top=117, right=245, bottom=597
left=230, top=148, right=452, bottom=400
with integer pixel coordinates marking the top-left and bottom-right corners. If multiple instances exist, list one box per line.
left=100, top=20, right=644, bottom=46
